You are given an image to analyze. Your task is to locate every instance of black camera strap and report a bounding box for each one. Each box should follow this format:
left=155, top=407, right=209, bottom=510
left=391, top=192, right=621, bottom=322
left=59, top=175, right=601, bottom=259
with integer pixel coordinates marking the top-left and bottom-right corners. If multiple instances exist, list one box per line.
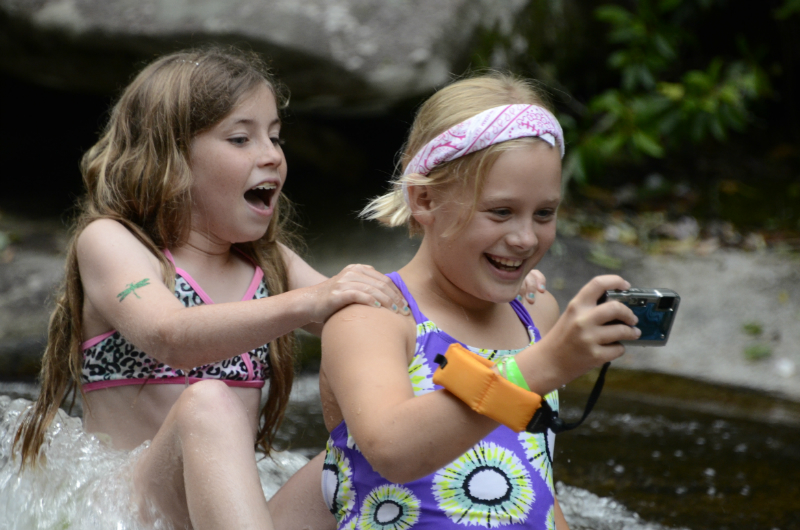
left=526, top=361, right=611, bottom=434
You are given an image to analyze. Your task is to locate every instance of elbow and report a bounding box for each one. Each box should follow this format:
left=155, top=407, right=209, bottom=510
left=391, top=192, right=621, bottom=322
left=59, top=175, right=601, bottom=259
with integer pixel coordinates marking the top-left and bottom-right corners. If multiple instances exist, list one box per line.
left=363, top=441, right=428, bottom=484
left=377, top=468, right=421, bottom=486
left=370, top=458, right=416, bottom=485
left=144, top=318, right=190, bottom=369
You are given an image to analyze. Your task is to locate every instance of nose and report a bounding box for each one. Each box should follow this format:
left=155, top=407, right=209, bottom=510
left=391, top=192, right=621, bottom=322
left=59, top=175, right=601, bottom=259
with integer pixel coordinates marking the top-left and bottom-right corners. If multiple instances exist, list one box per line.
left=507, top=218, right=538, bottom=250
left=256, top=139, right=283, bottom=168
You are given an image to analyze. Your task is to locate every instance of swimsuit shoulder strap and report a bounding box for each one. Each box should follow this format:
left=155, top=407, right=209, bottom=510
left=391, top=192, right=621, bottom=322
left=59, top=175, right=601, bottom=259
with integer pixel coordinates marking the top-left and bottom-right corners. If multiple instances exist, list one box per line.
left=509, top=297, right=535, bottom=327
left=386, top=272, right=426, bottom=324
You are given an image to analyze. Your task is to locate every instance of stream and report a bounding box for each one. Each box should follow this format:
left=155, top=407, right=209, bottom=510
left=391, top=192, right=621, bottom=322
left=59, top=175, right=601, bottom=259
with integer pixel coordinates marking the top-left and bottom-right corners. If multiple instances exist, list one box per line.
left=277, top=371, right=800, bottom=530
left=1, top=365, right=799, bottom=529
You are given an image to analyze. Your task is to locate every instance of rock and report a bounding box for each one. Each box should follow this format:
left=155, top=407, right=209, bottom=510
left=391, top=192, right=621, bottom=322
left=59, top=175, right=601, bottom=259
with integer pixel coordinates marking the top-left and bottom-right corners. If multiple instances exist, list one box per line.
left=256, top=450, right=310, bottom=500
left=0, top=0, right=530, bottom=112
left=0, top=215, right=66, bottom=379
left=2, top=209, right=799, bottom=402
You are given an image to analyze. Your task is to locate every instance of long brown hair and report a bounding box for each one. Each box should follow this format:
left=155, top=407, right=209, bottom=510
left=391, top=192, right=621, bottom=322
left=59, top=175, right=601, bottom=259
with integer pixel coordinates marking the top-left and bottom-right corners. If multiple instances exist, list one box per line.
left=15, top=47, right=297, bottom=466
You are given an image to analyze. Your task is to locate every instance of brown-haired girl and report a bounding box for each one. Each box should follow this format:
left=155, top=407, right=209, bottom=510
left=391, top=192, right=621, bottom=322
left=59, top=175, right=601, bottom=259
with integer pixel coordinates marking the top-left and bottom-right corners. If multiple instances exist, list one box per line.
left=8, top=46, right=419, bottom=529
left=319, top=73, right=641, bottom=529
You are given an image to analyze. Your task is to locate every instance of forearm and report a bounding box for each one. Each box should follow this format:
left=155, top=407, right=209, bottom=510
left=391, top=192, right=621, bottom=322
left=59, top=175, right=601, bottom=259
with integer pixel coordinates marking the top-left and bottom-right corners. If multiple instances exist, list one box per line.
left=141, top=287, right=317, bottom=369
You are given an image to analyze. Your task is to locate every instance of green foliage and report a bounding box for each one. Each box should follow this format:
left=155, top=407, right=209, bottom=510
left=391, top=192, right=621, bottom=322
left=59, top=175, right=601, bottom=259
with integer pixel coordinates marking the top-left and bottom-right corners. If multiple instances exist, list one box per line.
left=565, top=0, right=771, bottom=184
left=587, top=244, right=624, bottom=269
left=743, top=343, right=772, bottom=362
left=775, top=0, right=800, bottom=19
left=741, top=321, right=764, bottom=337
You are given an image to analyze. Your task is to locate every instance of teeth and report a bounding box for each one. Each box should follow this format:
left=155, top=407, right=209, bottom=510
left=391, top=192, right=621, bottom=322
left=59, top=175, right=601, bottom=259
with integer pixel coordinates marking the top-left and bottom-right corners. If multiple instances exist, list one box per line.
left=252, top=183, right=276, bottom=191
left=489, top=255, right=523, bottom=268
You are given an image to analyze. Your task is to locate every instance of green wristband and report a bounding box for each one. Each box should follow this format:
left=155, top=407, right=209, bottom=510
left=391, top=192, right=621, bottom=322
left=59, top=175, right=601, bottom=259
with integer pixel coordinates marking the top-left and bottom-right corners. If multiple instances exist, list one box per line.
left=496, top=356, right=530, bottom=391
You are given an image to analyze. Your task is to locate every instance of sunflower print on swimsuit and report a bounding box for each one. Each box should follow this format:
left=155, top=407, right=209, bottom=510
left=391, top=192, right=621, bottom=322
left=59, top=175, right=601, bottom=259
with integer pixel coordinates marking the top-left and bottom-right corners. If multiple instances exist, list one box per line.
left=408, top=346, right=434, bottom=396
left=517, top=432, right=554, bottom=498
left=433, top=441, right=533, bottom=527
left=518, top=392, right=559, bottom=497
left=359, top=484, right=420, bottom=530
left=323, top=441, right=356, bottom=523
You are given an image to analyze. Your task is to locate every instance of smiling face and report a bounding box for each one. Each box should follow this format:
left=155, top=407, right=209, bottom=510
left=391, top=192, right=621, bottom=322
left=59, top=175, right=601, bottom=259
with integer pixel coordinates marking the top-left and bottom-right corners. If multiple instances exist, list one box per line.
left=188, top=84, right=286, bottom=247
left=425, top=140, right=562, bottom=305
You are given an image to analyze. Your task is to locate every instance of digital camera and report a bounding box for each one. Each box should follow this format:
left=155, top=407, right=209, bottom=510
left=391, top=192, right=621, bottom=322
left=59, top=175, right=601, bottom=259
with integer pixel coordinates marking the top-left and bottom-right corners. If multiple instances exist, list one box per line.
left=598, top=288, right=680, bottom=346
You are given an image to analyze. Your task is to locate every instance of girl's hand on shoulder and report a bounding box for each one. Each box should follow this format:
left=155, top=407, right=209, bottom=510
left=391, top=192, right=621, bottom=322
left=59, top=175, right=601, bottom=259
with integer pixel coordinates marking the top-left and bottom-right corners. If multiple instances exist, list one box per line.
left=307, top=264, right=410, bottom=323
left=540, top=275, right=640, bottom=383
left=518, top=268, right=547, bottom=305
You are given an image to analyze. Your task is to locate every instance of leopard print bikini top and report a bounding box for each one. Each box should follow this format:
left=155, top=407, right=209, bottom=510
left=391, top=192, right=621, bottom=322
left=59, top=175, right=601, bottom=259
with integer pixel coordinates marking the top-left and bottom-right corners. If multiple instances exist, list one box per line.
left=80, top=250, right=271, bottom=392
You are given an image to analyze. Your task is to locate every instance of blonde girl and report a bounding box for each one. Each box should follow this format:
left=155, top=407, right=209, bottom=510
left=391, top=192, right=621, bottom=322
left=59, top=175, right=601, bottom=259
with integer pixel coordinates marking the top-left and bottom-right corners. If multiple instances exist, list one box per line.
left=319, top=74, right=641, bottom=529
left=11, top=47, right=418, bottom=530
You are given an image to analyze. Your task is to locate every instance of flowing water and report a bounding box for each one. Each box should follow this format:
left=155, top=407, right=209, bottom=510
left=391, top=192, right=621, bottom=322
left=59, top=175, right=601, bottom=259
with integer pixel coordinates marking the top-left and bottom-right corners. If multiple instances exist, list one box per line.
left=2, top=370, right=798, bottom=530
left=277, top=372, right=800, bottom=530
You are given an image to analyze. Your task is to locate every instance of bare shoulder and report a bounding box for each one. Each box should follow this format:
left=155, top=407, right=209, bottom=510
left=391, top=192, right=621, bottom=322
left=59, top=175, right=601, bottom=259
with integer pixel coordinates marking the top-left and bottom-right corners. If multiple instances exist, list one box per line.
left=77, top=219, right=162, bottom=281
left=278, top=243, right=326, bottom=290
left=525, top=290, right=560, bottom=336
left=323, top=302, right=410, bottom=343
left=78, top=219, right=148, bottom=256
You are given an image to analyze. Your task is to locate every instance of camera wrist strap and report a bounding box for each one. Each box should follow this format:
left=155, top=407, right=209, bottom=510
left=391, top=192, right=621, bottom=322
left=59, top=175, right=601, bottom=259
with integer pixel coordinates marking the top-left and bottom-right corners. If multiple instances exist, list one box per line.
left=526, top=361, right=611, bottom=434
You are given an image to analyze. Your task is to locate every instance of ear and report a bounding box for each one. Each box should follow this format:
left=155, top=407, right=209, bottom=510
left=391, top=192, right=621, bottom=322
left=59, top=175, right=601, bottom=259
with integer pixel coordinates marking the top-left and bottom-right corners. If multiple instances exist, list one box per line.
left=407, top=183, right=436, bottom=226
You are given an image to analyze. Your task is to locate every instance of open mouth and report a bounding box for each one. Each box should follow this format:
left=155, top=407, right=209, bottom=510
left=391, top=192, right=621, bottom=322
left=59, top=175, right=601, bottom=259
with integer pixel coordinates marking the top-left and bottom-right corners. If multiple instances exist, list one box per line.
left=244, top=182, right=277, bottom=211
left=485, top=254, right=524, bottom=272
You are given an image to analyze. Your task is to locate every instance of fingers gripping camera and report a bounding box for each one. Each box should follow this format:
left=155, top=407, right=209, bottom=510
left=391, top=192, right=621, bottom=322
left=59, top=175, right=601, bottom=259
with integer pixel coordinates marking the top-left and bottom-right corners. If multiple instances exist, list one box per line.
left=598, top=288, right=681, bottom=346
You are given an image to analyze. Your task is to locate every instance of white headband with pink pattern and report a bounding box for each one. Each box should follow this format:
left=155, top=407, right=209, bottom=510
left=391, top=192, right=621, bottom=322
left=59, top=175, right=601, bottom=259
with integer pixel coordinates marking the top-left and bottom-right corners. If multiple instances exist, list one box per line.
left=402, top=104, right=564, bottom=178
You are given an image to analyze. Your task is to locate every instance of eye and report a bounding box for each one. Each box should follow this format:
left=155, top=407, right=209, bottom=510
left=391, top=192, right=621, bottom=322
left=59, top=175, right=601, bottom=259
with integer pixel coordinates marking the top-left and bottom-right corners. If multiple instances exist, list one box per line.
left=228, top=136, right=248, bottom=146
left=490, top=208, right=512, bottom=218
left=270, top=136, right=285, bottom=147
left=534, top=208, right=556, bottom=221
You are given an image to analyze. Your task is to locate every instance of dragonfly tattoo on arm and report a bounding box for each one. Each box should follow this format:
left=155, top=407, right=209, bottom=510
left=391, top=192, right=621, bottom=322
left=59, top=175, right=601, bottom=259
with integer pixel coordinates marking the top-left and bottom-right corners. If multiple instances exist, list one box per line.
left=117, top=278, right=151, bottom=302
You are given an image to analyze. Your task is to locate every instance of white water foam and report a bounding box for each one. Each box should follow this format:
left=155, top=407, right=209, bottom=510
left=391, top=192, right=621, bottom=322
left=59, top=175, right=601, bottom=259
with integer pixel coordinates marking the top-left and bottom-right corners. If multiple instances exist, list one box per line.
left=0, top=395, right=157, bottom=529
left=557, top=482, right=689, bottom=530
left=0, top=396, right=308, bottom=530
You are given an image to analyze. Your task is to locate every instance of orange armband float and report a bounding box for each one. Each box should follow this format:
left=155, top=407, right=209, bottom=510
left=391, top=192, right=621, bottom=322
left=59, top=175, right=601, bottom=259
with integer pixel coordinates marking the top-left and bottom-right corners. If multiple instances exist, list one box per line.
left=432, top=343, right=542, bottom=432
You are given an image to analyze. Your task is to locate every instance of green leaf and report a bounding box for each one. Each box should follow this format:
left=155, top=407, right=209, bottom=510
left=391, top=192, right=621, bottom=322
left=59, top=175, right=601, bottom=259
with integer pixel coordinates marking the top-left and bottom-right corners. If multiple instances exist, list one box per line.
left=637, top=66, right=656, bottom=89
left=709, top=115, right=726, bottom=141
left=658, top=108, right=683, bottom=135
left=595, top=5, right=634, bottom=25
left=658, top=0, right=684, bottom=12
left=658, top=82, right=685, bottom=101
left=744, top=343, right=772, bottom=361
left=775, top=0, right=800, bottom=19
left=691, top=113, right=708, bottom=142
left=631, top=94, right=672, bottom=120
left=653, top=34, right=676, bottom=60
left=684, top=70, right=713, bottom=91
left=563, top=151, right=587, bottom=186
left=588, top=245, right=624, bottom=270
left=632, top=131, right=665, bottom=157
left=598, top=132, right=628, bottom=157
left=742, top=322, right=764, bottom=336
left=608, top=51, right=628, bottom=70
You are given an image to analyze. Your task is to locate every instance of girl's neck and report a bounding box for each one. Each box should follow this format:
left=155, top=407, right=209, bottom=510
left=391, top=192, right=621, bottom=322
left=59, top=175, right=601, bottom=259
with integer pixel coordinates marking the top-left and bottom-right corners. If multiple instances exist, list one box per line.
left=169, top=229, right=237, bottom=271
left=169, top=231, right=256, bottom=304
left=400, top=243, right=500, bottom=318
left=400, top=244, right=531, bottom=351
